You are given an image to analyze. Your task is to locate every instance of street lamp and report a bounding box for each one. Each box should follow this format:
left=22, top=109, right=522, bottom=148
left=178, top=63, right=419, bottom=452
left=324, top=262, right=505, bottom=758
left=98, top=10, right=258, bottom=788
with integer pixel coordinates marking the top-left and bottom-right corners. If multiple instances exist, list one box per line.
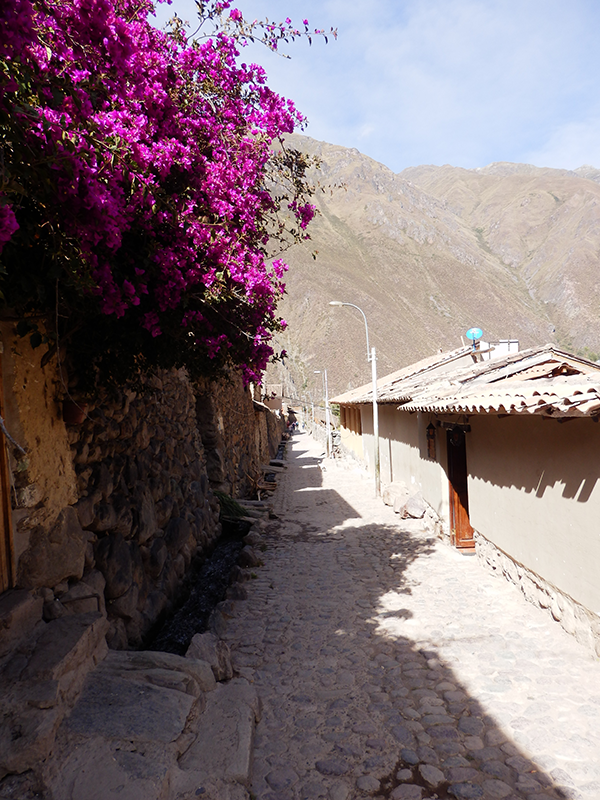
left=329, top=301, right=380, bottom=496
left=314, top=369, right=331, bottom=457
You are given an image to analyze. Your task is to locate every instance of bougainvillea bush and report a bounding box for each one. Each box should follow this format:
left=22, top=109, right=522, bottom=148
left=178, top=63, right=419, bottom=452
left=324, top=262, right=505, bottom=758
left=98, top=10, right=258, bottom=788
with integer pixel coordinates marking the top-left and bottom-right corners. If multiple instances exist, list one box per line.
left=0, top=0, right=326, bottom=387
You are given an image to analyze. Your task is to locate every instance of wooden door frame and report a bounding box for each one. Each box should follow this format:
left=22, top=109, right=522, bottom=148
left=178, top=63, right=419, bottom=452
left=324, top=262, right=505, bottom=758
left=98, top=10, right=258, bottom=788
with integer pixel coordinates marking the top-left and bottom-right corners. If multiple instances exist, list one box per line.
left=0, top=349, right=14, bottom=593
left=446, top=426, right=475, bottom=551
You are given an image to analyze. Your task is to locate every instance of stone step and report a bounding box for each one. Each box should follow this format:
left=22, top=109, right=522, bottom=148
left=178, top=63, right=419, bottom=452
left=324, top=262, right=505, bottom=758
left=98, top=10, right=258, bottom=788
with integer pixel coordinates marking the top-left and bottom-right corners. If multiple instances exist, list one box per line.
left=22, top=611, right=108, bottom=704
left=46, top=649, right=235, bottom=800
left=42, top=650, right=208, bottom=799
left=174, top=678, right=261, bottom=794
left=0, top=589, right=43, bottom=660
left=65, top=654, right=202, bottom=744
left=0, top=611, right=109, bottom=779
left=236, top=506, right=267, bottom=519
left=239, top=515, right=265, bottom=525
left=98, top=649, right=218, bottom=693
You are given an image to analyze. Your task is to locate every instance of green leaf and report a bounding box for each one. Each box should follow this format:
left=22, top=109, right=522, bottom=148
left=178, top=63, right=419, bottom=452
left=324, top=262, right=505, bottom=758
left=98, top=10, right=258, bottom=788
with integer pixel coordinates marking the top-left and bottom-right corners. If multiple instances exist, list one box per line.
left=29, top=331, right=43, bottom=349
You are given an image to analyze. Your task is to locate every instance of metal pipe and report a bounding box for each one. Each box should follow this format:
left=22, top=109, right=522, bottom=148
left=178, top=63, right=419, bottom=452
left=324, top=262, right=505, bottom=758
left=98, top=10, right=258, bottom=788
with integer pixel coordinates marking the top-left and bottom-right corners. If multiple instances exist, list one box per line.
left=314, top=369, right=331, bottom=457
left=371, top=346, right=380, bottom=496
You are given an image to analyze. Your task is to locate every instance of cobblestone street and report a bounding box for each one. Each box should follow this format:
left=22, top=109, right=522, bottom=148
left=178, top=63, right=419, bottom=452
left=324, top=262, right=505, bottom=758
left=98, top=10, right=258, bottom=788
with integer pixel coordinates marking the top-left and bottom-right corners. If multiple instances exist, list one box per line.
left=221, top=432, right=600, bottom=800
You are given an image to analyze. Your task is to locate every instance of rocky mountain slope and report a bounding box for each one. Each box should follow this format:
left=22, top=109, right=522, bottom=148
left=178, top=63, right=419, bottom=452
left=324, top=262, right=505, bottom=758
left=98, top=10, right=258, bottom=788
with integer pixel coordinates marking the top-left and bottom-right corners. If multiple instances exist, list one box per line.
left=266, top=135, right=600, bottom=401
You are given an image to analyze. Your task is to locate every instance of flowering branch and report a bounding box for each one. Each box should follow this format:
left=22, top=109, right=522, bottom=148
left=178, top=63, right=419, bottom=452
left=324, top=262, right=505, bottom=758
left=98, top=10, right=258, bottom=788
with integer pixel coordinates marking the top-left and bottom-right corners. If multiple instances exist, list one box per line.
left=0, top=0, right=329, bottom=387
left=187, top=1, right=337, bottom=57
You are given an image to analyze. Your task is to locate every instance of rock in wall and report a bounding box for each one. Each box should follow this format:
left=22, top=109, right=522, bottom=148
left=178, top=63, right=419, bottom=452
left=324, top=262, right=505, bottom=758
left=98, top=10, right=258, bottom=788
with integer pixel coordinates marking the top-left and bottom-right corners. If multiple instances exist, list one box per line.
left=475, top=531, right=600, bottom=657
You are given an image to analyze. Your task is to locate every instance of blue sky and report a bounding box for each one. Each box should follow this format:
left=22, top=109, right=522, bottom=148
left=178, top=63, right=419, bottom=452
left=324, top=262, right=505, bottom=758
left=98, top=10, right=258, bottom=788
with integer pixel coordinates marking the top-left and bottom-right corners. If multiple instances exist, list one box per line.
left=153, top=0, right=600, bottom=173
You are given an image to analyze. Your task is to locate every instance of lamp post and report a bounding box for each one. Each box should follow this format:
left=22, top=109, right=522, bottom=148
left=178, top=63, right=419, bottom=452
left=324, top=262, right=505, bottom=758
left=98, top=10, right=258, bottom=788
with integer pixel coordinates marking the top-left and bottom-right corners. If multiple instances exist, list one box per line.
left=329, top=301, right=380, bottom=496
left=314, top=369, right=331, bottom=457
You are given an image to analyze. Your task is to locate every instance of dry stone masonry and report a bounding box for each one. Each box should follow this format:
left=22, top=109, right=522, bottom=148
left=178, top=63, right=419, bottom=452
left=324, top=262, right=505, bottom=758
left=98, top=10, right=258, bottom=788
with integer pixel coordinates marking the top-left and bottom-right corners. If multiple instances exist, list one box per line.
left=7, top=366, right=284, bottom=650
left=0, top=337, right=285, bottom=792
left=195, top=372, right=282, bottom=497
left=1, top=325, right=285, bottom=655
left=66, top=369, right=221, bottom=649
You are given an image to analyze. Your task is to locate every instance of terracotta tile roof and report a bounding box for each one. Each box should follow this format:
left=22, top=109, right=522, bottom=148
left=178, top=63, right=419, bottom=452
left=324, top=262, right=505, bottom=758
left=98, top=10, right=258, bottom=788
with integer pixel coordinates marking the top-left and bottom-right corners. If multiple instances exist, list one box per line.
left=403, top=376, right=600, bottom=417
left=331, top=346, right=472, bottom=404
left=332, top=344, right=600, bottom=418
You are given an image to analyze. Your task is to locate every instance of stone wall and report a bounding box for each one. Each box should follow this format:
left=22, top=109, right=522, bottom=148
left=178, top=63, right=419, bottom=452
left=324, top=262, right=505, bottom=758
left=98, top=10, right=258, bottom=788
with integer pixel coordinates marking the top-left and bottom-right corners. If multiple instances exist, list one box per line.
left=3, top=328, right=284, bottom=650
left=64, top=370, right=222, bottom=648
left=195, top=372, right=284, bottom=497
left=8, top=368, right=220, bottom=648
left=475, top=531, right=600, bottom=657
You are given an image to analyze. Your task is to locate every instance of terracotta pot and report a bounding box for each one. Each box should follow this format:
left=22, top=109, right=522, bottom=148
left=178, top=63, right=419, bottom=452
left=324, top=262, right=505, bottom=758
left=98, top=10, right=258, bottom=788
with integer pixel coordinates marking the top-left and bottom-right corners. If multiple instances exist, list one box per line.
left=62, top=399, right=88, bottom=425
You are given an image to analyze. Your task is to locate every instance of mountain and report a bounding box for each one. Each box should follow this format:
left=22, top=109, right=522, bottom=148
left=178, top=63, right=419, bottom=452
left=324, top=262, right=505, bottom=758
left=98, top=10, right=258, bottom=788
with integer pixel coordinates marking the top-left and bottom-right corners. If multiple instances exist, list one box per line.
left=265, top=135, right=600, bottom=402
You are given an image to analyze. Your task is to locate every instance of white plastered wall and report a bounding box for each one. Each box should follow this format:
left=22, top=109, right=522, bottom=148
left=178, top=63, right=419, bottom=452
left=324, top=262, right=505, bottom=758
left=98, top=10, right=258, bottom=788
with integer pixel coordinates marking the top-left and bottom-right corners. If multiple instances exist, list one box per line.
left=344, top=400, right=600, bottom=619
left=360, top=404, right=450, bottom=526
left=339, top=405, right=363, bottom=459
left=340, top=428, right=363, bottom=459
left=466, top=414, right=600, bottom=615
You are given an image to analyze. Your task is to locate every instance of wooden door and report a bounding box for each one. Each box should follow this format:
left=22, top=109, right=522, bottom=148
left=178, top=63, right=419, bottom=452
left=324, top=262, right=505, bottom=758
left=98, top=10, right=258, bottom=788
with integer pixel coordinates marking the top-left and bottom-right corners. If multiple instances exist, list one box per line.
left=447, top=427, right=474, bottom=550
left=0, top=351, right=14, bottom=593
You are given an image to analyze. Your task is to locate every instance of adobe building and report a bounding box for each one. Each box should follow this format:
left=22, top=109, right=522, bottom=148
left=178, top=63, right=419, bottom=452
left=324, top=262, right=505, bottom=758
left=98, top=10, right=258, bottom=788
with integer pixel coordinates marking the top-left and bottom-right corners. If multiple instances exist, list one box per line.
left=332, top=342, right=600, bottom=654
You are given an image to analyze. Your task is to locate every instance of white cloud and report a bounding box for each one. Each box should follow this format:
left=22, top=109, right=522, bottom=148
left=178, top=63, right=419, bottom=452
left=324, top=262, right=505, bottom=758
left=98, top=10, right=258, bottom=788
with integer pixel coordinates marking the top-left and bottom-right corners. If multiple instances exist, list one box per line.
left=357, top=123, right=375, bottom=140
left=525, top=120, right=600, bottom=170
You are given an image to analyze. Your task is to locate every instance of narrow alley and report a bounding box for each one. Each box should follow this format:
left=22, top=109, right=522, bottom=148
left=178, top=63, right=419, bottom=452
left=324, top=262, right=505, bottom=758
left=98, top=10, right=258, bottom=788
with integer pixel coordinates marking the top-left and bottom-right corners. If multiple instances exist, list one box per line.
left=218, top=431, right=600, bottom=800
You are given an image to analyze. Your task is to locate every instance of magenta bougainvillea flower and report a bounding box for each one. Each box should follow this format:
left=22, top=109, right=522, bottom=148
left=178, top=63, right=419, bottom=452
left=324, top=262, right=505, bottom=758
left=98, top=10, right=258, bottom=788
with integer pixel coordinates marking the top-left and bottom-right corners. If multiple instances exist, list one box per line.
left=0, top=0, right=328, bottom=386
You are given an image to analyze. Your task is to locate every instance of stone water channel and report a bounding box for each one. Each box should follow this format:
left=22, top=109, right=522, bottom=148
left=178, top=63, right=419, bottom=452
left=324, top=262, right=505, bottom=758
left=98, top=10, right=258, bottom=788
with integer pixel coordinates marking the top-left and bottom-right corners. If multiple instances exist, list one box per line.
left=148, top=516, right=253, bottom=655
left=147, top=442, right=286, bottom=654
